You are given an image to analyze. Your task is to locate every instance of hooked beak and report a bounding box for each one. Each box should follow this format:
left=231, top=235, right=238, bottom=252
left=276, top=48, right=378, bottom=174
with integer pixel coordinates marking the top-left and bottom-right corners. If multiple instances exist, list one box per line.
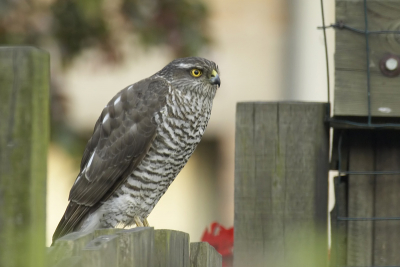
left=210, top=69, right=221, bottom=88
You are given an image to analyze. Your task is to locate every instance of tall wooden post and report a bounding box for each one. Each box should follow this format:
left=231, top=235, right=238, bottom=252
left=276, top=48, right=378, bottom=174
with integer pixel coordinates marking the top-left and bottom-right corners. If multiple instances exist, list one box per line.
left=234, top=102, right=329, bottom=267
left=0, top=47, right=49, bottom=267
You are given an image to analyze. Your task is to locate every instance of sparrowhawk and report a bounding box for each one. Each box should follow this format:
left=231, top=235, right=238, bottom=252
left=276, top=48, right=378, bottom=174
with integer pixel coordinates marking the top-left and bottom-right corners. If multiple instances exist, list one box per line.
left=52, top=57, right=220, bottom=243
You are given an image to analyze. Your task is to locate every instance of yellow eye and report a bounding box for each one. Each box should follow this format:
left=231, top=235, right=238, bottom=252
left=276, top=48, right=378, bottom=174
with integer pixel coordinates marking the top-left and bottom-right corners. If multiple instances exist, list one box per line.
left=190, top=69, right=202, bottom=77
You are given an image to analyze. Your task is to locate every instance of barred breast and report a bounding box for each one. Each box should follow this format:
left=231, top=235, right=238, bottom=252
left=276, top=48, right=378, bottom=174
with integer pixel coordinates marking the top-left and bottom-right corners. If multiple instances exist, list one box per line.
left=100, top=87, right=213, bottom=228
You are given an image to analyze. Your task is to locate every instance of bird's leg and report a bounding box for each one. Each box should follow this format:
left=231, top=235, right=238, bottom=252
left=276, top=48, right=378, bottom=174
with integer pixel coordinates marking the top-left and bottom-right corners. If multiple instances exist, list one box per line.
left=134, top=216, right=144, bottom=227
left=143, top=218, right=150, bottom=227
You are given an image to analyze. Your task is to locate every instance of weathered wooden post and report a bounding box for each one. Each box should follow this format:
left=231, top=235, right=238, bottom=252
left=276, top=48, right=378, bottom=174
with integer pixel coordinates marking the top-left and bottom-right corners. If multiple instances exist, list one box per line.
left=190, top=242, right=222, bottom=267
left=0, top=47, right=49, bottom=267
left=329, top=0, right=400, bottom=266
left=234, top=102, right=329, bottom=267
left=117, top=227, right=154, bottom=267
left=48, top=228, right=221, bottom=267
left=82, top=235, right=120, bottom=267
left=154, top=229, right=190, bottom=267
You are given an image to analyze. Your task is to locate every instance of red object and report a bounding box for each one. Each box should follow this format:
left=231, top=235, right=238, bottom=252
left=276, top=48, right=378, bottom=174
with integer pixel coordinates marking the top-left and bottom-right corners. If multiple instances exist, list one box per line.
left=201, top=222, right=234, bottom=267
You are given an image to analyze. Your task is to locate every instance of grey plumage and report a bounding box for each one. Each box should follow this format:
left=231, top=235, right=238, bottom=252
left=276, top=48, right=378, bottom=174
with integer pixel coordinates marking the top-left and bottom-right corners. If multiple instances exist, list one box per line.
left=52, top=57, right=220, bottom=243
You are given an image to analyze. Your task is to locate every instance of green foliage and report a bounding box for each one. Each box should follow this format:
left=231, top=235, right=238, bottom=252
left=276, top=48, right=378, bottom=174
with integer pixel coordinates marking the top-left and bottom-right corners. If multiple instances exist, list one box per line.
left=51, top=0, right=109, bottom=64
left=0, top=0, right=211, bottom=65
left=121, top=0, right=210, bottom=56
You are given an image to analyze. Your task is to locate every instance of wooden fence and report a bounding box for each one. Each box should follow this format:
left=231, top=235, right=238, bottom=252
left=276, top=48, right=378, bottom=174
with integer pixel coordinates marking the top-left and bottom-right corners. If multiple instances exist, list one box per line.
left=329, top=0, right=400, bottom=266
left=234, top=102, right=330, bottom=267
left=48, top=228, right=221, bottom=267
left=0, top=46, right=331, bottom=267
left=330, top=130, right=400, bottom=266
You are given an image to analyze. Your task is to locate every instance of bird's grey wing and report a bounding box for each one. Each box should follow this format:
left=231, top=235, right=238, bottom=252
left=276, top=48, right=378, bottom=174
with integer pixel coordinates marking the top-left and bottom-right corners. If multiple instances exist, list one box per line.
left=52, top=78, right=169, bottom=243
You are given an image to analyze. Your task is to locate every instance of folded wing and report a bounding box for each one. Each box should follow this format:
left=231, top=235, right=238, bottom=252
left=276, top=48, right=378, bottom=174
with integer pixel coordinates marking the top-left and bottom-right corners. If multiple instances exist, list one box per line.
left=52, top=79, right=169, bottom=243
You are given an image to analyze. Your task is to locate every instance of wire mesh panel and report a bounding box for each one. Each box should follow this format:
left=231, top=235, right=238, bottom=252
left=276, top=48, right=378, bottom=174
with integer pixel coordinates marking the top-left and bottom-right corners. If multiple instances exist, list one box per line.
left=331, top=130, right=400, bottom=267
left=320, top=0, right=400, bottom=266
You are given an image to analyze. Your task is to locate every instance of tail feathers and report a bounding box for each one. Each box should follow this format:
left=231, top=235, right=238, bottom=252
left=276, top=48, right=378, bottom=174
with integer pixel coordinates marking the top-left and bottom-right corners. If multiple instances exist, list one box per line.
left=52, top=202, right=90, bottom=245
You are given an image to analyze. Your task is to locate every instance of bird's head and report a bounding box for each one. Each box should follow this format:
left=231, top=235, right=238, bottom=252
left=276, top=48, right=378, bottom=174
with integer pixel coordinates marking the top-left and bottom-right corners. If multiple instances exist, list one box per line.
left=158, top=57, right=220, bottom=98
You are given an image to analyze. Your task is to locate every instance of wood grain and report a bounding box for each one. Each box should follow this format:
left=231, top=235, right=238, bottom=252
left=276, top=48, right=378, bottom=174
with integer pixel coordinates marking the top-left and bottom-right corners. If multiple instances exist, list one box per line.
left=329, top=176, right=348, bottom=267
left=190, top=242, right=222, bottom=267
left=334, top=0, right=400, bottom=117
left=234, top=102, right=329, bottom=267
left=373, top=131, right=400, bottom=266
left=118, top=227, right=154, bottom=267
left=50, top=231, right=94, bottom=264
left=154, top=229, right=190, bottom=267
left=0, top=47, right=49, bottom=267
left=82, top=235, right=119, bottom=267
left=331, top=130, right=400, bottom=265
left=52, top=256, right=82, bottom=267
left=346, top=131, right=374, bottom=266
left=93, top=228, right=123, bottom=238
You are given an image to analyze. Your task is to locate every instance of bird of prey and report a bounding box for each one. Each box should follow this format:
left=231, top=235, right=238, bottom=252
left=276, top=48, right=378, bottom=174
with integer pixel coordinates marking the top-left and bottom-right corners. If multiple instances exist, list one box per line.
left=52, top=57, right=220, bottom=243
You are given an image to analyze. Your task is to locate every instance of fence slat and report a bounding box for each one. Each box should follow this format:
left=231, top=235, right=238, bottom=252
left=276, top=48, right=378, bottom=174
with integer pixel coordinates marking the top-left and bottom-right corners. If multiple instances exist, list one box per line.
left=234, top=102, right=329, bottom=267
left=373, top=131, right=400, bottom=265
left=190, top=242, right=222, bottom=267
left=49, top=231, right=94, bottom=264
left=154, top=229, right=190, bottom=267
left=346, top=131, right=374, bottom=266
left=0, top=46, right=49, bottom=267
left=53, top=256, right=82, bottom=267
left=82, top=235, right=119, bottom=267
left=94, top=228, right=123, bottom=238
left=118, top=227, right=154, bottom=267
left=329, top=176, right=348, bottom=267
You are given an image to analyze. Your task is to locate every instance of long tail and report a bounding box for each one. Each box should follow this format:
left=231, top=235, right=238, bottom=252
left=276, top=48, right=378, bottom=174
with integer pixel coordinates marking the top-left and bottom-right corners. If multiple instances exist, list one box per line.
left=51, top=202, right=90, bottom=245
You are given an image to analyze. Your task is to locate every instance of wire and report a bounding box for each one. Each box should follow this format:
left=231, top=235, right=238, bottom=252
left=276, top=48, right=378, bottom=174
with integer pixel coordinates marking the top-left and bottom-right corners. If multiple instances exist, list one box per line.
left=319, top=23, right=400, bottom=35
left=338, top=216, right=400, bottom=221
left=320, top=0, right=330, bottom=103
left=363, top=0, right=372, bottom=125
left=328, top=118, right=400, bottom=128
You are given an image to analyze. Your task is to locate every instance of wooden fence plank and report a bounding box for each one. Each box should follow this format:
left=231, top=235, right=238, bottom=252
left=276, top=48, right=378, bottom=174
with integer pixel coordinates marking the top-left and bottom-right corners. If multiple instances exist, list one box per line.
left=94, top=228, right=123, bottom=238
left=346, top=131, right=374, bottom=266
left=0, top=46, right=49, bottom=267
left=154, top=229, right=190, bottom=267
left=329, top=176, right=348, bottom=267
left=49, top=231, right=94, bottom=264
left=118, top=227, right=154, bottom=267
left=190, top=242, right=222, bottom=267
left=53, top=256, right=82, bottom=267
left=234, top=102, right=278, bottom=266
left=373, top=131, right=400, bottom=266
left=234, top=102, right=329, bottom=267
left=82, top=234, right=119, bottom=267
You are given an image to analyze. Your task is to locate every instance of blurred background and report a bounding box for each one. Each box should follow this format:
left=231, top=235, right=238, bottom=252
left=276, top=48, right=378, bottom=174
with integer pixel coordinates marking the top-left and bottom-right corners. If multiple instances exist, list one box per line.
left=0, top=0, right=336, bottom=245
